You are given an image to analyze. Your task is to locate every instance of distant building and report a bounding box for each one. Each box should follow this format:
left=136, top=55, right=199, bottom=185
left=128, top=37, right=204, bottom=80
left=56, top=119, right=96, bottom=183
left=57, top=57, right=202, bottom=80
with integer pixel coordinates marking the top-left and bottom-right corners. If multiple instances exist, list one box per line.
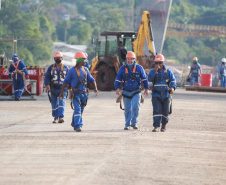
left=62, top=14, right=70, bottom=20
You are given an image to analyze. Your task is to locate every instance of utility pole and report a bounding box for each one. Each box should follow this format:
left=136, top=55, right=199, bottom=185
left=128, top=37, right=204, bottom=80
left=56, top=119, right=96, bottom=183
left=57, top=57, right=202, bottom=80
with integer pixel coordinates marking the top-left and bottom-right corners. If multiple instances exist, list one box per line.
left=0, top=0, right=1, bottom=10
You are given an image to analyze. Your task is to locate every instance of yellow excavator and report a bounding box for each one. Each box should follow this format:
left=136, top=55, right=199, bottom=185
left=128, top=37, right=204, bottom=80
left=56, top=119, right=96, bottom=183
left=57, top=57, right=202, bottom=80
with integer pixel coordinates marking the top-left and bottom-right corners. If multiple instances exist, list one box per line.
left=90, top=11, right=156, bottom=90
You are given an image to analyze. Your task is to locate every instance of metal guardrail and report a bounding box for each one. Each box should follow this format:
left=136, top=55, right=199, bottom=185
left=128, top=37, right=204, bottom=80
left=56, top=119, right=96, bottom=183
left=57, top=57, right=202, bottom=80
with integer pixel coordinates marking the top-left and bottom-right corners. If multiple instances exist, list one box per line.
left=0, top=79, right=37, bottom=100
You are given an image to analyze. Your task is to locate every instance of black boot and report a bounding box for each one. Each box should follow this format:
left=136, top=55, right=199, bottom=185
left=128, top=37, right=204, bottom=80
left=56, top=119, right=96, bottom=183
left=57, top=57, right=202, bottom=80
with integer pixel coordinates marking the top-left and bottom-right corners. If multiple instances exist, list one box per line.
left=161, top=124, right=166, bottom=132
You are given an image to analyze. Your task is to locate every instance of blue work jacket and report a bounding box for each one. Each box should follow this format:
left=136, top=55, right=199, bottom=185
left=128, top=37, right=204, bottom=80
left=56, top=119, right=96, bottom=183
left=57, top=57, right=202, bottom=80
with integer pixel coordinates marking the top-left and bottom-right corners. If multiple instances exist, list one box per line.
left=63, top=66, right=94, bottom=91
left=148, top=64, right=176, bottom=98
left=114, top=62, right=149, bottom=91
left=9, top=60, right=28, bottom=80
left=44, top=63, right=69, bottom=89
left=218, top=63, right=226, bottom=76
left=191, top=62, right=201, bottom=77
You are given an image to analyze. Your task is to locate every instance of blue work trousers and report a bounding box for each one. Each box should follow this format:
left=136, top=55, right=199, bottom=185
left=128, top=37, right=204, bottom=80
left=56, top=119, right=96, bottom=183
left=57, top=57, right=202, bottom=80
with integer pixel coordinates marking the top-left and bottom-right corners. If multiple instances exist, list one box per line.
left=220, top=75, right=226, bottom=88
left=152, top=96, right=170, bottom=128
left=51, top=89, right=67, bottom=118
left=71, top=93, right=88, bottom=129
left=13, top=79, right=25, bottom=100
left=122, top=90, right=141, bottom=127
left=190, top=75, right=200, bottom=85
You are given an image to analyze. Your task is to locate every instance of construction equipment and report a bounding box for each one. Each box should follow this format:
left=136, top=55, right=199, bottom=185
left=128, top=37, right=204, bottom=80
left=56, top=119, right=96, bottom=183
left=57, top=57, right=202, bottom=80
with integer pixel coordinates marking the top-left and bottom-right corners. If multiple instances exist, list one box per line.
left=90, top=11, right=156, bottom=90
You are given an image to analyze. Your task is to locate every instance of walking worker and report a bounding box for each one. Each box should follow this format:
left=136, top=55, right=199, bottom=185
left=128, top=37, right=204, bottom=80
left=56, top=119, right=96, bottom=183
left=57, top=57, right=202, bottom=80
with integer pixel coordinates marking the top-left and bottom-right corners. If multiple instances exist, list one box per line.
left=60, top=51, right=98, bottom=132
left=148, top=54, right=176, bottom=132
left=115, top=51, right=149, bottom=130
left=84, top=52, right=91, bottom=70
left=218, top=58, right=226, bottom=88
left=44, top=51, right=69, bottom=123
left=187, top=57, right=202, bottom=85
left=9, top=54, right=29, bottom=101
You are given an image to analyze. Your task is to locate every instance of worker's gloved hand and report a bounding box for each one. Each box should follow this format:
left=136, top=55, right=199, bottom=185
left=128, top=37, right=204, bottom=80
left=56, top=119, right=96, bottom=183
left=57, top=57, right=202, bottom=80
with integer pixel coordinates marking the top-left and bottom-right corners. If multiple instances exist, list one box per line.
left=144, top=89, right=149, bottom=96
left=46, top=85, right=50, bottom=91
left=169, top=87, right=174, bottom=94
left=59, top=92, right=63, bottom=100
left=116, top=88, right=121, bottom=95
left=94, top=89, right=98, bottom=96
left=219, top=75, right=221, bottom=79
left=26, top=76, right=29, bottom=80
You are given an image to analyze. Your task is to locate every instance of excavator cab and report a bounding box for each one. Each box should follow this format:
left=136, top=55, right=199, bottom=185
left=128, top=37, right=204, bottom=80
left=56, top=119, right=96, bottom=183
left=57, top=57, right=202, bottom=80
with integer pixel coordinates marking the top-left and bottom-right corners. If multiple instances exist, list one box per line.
left=91, top=31, right=137, bottom=90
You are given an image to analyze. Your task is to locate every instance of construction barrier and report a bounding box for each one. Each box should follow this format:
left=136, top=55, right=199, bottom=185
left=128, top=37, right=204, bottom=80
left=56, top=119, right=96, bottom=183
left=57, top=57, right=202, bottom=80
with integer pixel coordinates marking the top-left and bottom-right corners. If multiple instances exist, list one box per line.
left=0, top=66, right=45, bottom=95
left=201, top=74, right=212, bottom=87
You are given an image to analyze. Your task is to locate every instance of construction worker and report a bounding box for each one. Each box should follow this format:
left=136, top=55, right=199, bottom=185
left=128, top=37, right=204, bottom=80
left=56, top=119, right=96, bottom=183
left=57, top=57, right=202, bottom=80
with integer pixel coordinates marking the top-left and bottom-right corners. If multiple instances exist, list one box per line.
left=119, top=40, right=127, bottom=61
left=218, top=58, right=226, bottom=87
left=9, top=54, right=29, bottom=101
left=148, top=54, right=176, bottom=132
left=84, top=52, right=91, bottom=70
left=187, top=57, right=202, bottom=85
left=44, top=51, right=69, bottom=123
left=115, top=51, right=149, bottom=130
left=60, top=51, right=98, bottom=132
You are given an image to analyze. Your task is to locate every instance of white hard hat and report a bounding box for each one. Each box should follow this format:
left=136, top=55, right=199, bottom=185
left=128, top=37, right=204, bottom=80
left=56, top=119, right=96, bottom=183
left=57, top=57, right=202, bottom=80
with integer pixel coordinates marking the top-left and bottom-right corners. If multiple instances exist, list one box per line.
left=221, top=58, right=226, bottom=62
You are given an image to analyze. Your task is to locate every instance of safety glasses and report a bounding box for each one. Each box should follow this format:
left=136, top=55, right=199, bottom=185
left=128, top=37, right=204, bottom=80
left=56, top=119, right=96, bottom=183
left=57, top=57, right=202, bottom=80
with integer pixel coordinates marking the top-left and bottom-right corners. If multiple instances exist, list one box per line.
left=155, top=62, right=163, bottom=64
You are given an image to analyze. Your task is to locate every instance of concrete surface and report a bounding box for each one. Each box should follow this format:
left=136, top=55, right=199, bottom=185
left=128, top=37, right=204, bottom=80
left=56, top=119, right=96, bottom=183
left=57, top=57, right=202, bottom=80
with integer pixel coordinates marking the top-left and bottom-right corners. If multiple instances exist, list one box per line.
left=0, top=89, right=226, bottom=185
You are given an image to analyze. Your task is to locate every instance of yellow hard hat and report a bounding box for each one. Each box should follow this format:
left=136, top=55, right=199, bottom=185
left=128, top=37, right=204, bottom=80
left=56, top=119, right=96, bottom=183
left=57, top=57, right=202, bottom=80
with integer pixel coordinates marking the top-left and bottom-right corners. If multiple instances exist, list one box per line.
left=193, top=57, right=198, bottom=61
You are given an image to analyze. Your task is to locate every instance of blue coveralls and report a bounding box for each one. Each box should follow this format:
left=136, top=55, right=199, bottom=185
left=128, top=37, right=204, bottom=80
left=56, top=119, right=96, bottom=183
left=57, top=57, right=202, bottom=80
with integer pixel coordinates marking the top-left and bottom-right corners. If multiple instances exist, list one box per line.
left=114, top=62, right=149, bottom=127
left=9, top=59, right=29, bottom=100
left=148, top=64, right=176, bottom=128
left=63, top=66, right=95, bottom=129
left=85, top=60, right=91, bottom=70
left=218, top=63, right=226, bottom=88
left=44, top=64, right=69, bottom=119
left=190, top=62, right=201, bottom=85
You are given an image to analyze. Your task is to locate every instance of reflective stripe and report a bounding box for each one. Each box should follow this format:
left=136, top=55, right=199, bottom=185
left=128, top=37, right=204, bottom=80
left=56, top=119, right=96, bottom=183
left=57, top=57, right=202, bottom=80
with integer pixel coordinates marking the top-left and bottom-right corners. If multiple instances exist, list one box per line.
left=141, top=79, right=147, bottom=81
left=154, top=84, right=168, bottom=87
left=115, top=80, right=121, bottom=82
left=14, top=89, right=23, bottom=92
left=52, top=107, right=59, bottom=111
left=74, top=114, right=81, bottom=117
left=153, top=114, right=162, bottom=117
left=125, top=109, right=131, bottom=113
left=153, top=114, right=168, bottom=119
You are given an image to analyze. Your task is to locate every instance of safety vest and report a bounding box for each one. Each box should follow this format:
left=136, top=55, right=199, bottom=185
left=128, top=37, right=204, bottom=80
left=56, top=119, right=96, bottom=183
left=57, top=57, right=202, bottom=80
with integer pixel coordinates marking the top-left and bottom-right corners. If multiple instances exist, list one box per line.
left=74, top=66, right=87, bottom=89
left=51, top=63, right=65, bottom=80
left=123, top=65, right=140, bottom=86
left=12, top=60, right=23, bottom=75
left=154, top=69, right=169, bottom=85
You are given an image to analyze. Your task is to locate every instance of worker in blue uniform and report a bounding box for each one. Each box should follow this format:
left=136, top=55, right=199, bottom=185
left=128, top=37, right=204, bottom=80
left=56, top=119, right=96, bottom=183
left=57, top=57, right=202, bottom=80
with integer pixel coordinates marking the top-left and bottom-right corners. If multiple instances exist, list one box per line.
left=187, top=57, right=202, bottom=85
left=218, top=58, right=226, bottom=88
left=9, top=54, right=29, bottom=101
left=84, top=52, right=91, bottom=70
left=148, top=54, right=176, bottom=132
left=60, top=51, right=98, bottom=132
left=115, top=51, right=149, bottom=130
left=44, top=51, right=69, bottom=123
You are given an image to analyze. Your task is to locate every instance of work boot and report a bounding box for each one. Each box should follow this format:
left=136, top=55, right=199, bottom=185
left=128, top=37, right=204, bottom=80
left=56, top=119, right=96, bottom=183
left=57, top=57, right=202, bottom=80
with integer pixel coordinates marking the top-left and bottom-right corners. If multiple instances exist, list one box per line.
left=75, top=127, right=81, bottom=132
left=131, top=125, right=138, bottom=129
left=15, top=97, right=20, bottom=101
left=58, top=117, right=64, bottom=123
left=124, top=126, right=129, bottom=130
left=161, top=124, right=166, bottom=132
left=52, top=117, right=58, bottom=123
left=152, top=127, right=160, bottom=132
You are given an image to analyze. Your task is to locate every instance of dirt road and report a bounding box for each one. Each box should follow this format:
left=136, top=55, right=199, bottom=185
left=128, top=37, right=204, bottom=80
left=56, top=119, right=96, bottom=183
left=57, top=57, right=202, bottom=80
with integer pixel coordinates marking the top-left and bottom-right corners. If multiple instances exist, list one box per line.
left=0, top=89, right=226, bottom=185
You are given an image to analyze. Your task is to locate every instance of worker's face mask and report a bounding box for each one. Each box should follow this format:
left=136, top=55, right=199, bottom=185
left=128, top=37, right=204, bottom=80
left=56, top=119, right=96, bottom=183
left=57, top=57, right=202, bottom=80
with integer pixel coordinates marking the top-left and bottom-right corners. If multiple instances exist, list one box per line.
left=55, top=58, right=61, bottom=64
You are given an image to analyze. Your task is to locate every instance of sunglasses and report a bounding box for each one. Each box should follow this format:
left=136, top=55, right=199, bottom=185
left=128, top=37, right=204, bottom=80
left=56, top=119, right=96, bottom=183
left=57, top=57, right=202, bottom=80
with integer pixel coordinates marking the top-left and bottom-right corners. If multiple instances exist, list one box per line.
left=155, top=62, right=163, bottom=64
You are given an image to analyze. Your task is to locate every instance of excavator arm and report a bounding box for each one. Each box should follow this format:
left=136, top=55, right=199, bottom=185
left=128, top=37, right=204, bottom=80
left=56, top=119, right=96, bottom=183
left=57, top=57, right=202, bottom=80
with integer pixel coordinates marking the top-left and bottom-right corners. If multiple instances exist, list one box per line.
left=133, top=11, right=156, bottom=68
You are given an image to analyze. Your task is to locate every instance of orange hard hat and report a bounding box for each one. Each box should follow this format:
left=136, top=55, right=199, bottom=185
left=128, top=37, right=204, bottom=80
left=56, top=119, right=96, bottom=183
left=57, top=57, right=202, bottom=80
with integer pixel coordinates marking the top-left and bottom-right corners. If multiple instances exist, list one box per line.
left=54, top=51, right=63, bottom=58
left=154, top=54, right=165, bottom=62
left=126, top=51, right=136, bottom=59
left=74, top=51, right=87, bottom=59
